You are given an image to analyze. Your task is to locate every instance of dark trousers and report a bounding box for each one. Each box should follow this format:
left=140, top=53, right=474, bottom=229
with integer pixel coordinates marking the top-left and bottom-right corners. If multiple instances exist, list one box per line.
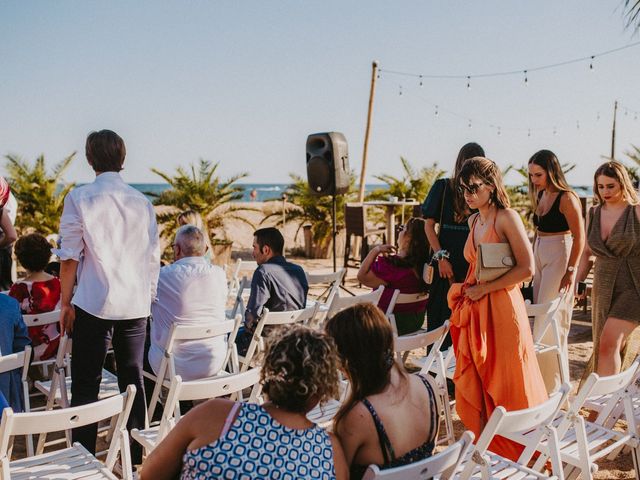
left=70, top=307, right=147, bottom=464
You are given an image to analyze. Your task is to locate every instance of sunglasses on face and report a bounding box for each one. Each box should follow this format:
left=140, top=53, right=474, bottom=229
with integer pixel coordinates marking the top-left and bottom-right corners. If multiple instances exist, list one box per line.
left=458, top=182, right=486, bottom=196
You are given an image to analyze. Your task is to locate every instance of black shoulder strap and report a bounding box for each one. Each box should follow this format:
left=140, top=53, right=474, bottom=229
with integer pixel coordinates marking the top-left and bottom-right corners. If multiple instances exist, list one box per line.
left=362, top=398, right=395, bottom=464
left=418, top=375, right=439, bottom=444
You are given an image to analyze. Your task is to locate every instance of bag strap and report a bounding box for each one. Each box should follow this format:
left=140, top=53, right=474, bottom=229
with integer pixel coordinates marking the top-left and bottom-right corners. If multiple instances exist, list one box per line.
left=428, top=181, right=447, bottom=258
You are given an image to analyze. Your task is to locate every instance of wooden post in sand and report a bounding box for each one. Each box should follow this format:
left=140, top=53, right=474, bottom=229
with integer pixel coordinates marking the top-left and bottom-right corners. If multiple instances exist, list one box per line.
left=358, top=61, right=378, bottom=203
left=610, top=100, right=618, bottom=160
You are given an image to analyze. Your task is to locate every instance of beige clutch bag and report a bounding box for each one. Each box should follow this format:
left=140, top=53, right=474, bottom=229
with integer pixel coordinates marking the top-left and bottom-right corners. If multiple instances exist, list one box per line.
left=475, top=243, right=515, bottom=282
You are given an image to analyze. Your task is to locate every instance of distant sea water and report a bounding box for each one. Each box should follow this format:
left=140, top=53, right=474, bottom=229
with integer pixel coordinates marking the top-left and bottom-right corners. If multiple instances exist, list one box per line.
left=129, top=183, right=387, bottom=202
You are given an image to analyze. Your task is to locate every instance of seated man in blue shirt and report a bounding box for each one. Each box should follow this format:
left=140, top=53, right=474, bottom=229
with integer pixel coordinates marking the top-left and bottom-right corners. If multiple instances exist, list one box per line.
left=237, top=227, right=308, bottom=354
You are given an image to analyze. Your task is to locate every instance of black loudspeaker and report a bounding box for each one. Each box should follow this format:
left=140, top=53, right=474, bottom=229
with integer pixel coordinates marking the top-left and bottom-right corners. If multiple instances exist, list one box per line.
left=306, top=132, right=350, bottom=196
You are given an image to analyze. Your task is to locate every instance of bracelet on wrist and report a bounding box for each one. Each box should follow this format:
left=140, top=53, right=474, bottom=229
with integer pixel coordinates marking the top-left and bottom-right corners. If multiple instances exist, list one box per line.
left=432, top=249, right=450, bottom=262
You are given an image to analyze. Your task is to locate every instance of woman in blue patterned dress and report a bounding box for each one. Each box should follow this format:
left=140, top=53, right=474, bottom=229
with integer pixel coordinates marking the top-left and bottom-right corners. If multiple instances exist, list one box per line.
left=141, top=325, right=348, bottom=480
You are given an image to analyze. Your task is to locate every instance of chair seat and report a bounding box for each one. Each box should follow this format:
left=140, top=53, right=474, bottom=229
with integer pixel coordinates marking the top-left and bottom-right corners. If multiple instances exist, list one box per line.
left=8, top=443, right=117, bottom=479
left=35, top=369, right=120, bottom=403
left=131, top=426, right=160, bottom=452
left=461, top=450, right=553, bottom=479
left=306, top=399, right=342, bottom=427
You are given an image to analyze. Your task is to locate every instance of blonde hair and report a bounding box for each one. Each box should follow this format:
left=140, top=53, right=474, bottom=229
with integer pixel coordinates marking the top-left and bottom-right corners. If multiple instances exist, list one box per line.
left=261, top=325, right=340, bottom=413
left=528, top=149, right=577, bottom=210
left=593, top=161, right=640, bottom=205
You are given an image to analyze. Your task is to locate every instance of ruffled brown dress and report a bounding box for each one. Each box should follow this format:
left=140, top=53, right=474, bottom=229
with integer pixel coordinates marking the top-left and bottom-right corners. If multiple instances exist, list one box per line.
left=582, top=204, right=640, bottom=380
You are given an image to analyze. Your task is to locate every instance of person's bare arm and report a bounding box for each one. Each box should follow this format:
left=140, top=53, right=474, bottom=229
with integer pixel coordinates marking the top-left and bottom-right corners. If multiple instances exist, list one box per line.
left=0, top=209, right=17, bottom=248
left=334, top=407, right=367, bottom=468
left=328, top=432, right=349, bottom=480
left=59, top=260, right=78, bottom=334
left=425, top=218, right=453, bottom=280
left=558, top=193, right=585, bottom=292
left=357, top=245, right=392, bottom=288
left=465, top=209, right=534, bottom=301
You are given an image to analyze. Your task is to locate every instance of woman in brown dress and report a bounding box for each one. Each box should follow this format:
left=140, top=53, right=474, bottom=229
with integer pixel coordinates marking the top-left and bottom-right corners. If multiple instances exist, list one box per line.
left=576, top=161, right=640, bottom=377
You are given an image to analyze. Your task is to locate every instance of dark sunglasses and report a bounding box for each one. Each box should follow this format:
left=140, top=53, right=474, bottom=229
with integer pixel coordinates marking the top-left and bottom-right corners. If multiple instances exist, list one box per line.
left=458, top=182, right=485, bottom=195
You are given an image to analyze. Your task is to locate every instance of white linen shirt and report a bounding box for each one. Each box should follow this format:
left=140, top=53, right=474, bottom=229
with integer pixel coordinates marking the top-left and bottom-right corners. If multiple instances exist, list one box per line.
left=52, top=172, right=160, bottom=320
left=149, top=256, right=228, bottom=381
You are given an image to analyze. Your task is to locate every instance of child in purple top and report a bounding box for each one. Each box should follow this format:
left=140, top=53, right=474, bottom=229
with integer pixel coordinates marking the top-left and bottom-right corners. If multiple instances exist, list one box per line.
left=358, top=217, right=430, bottom=335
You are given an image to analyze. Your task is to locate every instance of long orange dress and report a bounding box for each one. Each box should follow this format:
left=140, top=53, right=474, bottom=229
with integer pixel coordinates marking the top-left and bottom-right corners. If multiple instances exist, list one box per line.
left=447, top=214, right=547, bottom=460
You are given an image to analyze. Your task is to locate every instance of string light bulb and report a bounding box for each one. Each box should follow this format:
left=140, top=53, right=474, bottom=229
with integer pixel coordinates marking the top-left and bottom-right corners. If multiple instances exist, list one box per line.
left=466, top=76, right=471, bottom=90
left=497, top=127, right=502, bottom=136
left=597, top=111, right=601, bottom=121
left=399, top=85, right=402, bottom=96
left=553, top=127, right=557, bottom=136
left=435, top=105, right=439, bottom=116
left=523, top=70, right=528, bottom=86
left=589, top=55, right=595, bottom=71
left=528, top=129, right=531, bottom=138
left=419, top=75, right=423, bottom=87
left=468, top=119, right=472, bottom=128
left=576, top=120, right=580, bottom=130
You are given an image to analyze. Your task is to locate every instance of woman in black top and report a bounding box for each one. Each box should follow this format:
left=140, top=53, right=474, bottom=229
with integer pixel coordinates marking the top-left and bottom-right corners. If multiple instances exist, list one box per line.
left=422, top=142, right=484, bottom=349
left=528, top=150, right=584, bottom=394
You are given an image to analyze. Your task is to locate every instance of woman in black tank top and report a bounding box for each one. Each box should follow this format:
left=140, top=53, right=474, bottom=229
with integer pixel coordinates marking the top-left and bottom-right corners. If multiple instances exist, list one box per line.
left=528, top=150, right=585, bottom=395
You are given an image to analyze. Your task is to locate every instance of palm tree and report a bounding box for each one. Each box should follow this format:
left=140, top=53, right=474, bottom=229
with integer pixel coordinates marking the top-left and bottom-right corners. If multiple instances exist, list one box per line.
left=150, top=159, right=254, bottom=252
left=366, top=157, right=446, bottom=220
left=623, top=145, right=640, bottom=187
left=4, top=153, right=76, bottom=235
left=623, top=0, right=640, bottom=30
left=261, top=173, right=356, bottom=258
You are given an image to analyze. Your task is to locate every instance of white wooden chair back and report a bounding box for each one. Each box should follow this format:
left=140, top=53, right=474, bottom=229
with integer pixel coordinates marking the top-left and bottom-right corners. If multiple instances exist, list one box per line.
left=0, top=385, right=136, bottom=478
left=459, top=384, right=570, bottom=480
left=306, top=268, right=346, bottom=306
left=227, top=260, right=258, bottom=295
left=147, top=319, right=239, bottom=422
left=226, top=276, right=251, bottom=319
left=0, top=346, right=33, bottom=456
left=385, top=290, right=429, bottom=335
left=327, top=286, right=384, bottom=319
left=240, top=304, right=319, bottom=372
left=363, top=430, right=474, bottom=480
left=21, top=310, right=60, bottom=329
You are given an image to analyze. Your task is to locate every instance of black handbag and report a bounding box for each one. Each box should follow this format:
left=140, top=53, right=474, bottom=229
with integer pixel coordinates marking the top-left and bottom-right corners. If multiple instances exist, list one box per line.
left=520, top=281, right=534, bottom=303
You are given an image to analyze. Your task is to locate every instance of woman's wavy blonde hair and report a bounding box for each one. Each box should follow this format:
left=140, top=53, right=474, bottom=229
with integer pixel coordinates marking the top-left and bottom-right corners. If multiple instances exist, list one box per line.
left=261, top=325, right=340, bottom=413
left=459, top=157, right=511, bottom=209
left=593, top=161, right=640, bottom=206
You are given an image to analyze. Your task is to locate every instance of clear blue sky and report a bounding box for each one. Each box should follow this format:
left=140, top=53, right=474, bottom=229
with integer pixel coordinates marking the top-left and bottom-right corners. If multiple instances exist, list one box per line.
left=1, top=1, right=638, bottom=186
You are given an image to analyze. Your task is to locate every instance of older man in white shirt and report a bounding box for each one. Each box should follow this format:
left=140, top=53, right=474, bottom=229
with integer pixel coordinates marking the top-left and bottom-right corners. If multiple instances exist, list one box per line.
left=54, top=130, right=160, bottom=465
left=149, top=225, right=228, bottom=381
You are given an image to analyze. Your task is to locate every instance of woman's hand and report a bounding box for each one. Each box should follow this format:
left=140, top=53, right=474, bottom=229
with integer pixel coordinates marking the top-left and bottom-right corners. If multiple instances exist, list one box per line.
left=438, top=258, right=454, bottom=280
left=465, top=283, right=489, bottom=301
left=559, top=271, right=574, bottom=294
left=376, top=244, right=397, bottom=256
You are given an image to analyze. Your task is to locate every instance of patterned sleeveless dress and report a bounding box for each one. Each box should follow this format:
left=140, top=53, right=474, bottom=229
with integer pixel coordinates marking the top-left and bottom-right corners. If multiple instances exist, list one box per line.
left=581, top=204, right=640, bottom=381
left=180, top=403, right=336, bottom=479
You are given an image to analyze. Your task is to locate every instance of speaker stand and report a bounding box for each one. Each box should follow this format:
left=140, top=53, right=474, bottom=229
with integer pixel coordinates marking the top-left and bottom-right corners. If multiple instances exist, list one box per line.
left=332, top=193, right=356, bottom=296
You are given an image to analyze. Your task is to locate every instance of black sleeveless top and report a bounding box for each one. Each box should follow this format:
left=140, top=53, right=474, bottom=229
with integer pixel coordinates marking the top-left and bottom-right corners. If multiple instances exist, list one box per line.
left=350, top=375, right=439, bottom=479
left=533, top=191, right=570, bottom=233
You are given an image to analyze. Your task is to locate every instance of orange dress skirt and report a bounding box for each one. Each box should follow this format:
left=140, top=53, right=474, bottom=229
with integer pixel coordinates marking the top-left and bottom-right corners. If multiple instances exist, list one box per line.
left=447, top=218, right=547, bottom=460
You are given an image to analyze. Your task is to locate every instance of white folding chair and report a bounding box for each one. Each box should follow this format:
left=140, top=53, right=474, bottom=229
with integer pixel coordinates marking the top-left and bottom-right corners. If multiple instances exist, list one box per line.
left=239, top=304, right=320, bottom=372
left=526, top=294, right=569, bottom=390
left=0, top=385, right=136, bottom=480
left=0, top=347, right=32, bottom=456
left=227, top=259, right=258, bottom=298
left=132, top=369, right=262, bottom=456
left=326, top=286, right=384, bottom=319
left=394, top=322, right=455, bottom=446
left=458, top=384, right=570, bottom=480
left=145, top=319, right=240, bottom=422
left=527, top=356, right=640, bottom=480
left=385, top=289, right=429, bottom=335
left=305, top=268, right=346, bottom=307
left=583, top=365, right=640, bottom=429
left=226, top=276, right=252, bottom=320
left=363, top=430, right=475, bottom=480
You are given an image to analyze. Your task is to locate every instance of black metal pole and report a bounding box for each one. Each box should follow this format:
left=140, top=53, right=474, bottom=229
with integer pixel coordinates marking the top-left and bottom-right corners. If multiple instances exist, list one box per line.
left=332, top=194, right=337, bottom=272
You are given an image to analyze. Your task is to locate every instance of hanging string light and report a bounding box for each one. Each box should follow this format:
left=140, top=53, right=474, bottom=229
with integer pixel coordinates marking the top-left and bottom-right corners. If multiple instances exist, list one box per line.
left=523, top=70, right=528, bottom=86
left=528, top=129, right=531, bottom=138
left=435, top=105, right=439, bottom=116
left=468, top=119, right=472, bottom=128
left=497, top=126, right=502, bottom=136
left=419, top=75, right=423, bottom=87
left=553, top=127, right=558, bottom=135
left=377, top=41, right=640, bottom=87
left=576, top=120, right=580, bottom=130
left=399, top=85, right=403, bottom=96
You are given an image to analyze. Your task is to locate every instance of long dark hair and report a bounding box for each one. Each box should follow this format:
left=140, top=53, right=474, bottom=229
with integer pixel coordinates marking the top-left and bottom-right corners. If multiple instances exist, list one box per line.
left=451, top=143, right=485, bottom=222
left=325, top=303, right=406, bottom=425
left=388, top=217, right=429, bottom=289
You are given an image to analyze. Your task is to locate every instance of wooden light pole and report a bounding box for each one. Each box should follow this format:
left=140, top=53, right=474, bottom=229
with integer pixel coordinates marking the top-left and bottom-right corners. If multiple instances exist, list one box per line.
left=611, top=100, right=618, bottom=160
left=358, top=61, right=378, bottom=202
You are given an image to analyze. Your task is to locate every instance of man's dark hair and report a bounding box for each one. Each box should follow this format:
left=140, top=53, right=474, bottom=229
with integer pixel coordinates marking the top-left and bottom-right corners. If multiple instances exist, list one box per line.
left=254, top=227, right=284, bottom=255
left=15, top=233, right=53, bottom=272
left=85, top=130, right=126, bottom=172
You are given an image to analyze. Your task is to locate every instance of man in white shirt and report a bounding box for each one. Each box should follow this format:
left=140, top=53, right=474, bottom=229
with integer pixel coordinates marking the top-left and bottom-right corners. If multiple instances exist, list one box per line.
left=54, top=130, right=160, bottom=464
left=148, top=225, right=228, bottom=381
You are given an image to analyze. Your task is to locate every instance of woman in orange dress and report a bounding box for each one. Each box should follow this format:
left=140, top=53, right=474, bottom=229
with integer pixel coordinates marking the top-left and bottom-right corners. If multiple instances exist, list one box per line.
left=447, top=157, right=547, bottom=460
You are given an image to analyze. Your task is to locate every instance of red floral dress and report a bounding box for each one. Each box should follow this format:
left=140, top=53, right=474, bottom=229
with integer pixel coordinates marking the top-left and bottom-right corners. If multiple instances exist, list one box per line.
left=9, top=279, right=61, bottom=361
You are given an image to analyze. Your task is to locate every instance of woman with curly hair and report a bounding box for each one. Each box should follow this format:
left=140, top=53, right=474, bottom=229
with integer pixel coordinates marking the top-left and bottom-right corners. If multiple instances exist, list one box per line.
left=141, top=325, right=347, bottom=480
left=357, top=217, right=430, bottom=335
left=325, top=303, right=439, bottom=479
